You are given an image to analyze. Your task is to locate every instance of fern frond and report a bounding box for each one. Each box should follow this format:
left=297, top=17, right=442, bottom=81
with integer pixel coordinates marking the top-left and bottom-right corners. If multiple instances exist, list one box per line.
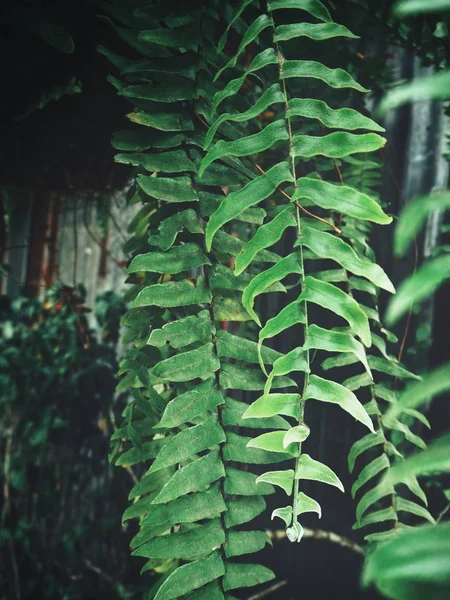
left=201, top=0, right=394, bottom=545
left=326, top=153, right=434, bottom=543
left=104, top=2, right=287, bottom=597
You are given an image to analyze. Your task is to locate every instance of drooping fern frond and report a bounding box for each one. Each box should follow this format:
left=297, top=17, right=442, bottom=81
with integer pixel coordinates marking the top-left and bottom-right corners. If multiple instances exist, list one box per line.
left=201, top=0, right=395, bottom=543
left=332, top=266, right=434, bottom=542
left=102, top=1, right=298, bottom=598
left=316, top=152, right=436, bottom=542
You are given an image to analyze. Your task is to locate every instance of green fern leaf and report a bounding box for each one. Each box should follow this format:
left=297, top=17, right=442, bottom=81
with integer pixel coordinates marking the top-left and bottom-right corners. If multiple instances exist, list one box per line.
left=235, top=207, right=297, bottom=275
left=282, top=60, right=369, bottom=92
left=305, top=324, right=372, bottom=376
left=133, top=519, right=225, bottom=560
left=293, top=177, right=392, bottom=224
left=131, top=278, right=211, bottom=309
left=115, top=149, right=196, bottom=172
left=243, top=393, right=301, bottom=419
left=296, top=491, right=322, bottom=517
left=300, top=276, right=371, bottom=346
left=223, top=563, right=275, bottom=591
left=157, top=380, right=223, bottom=429
left=242, top=254, right=302, bottom=324
left=224, top=467, right=275, bottom=496
left=293, top=132, right=386, bottom=158
left=152, top=453, right=225, bottom=505
left=348, top=430, right=385, bottom=472
left=215, top=14, right=273, bottom=80
left=396, top=498, right=435, bottom=524
left=225, top=531, right=272, bottom=558
left=153, top=552, right=224, bottom=600
left=149, top=417, right=225, bottom=474
left=353, top=506, right=397, bottom=530
left=268, top=0, right=332, bottom=22
left=153, top=344, right=220, bottom=382
left=200, top=119, right=288, bottom=176
left=217, top=330, right=282, bottom=364
left=259, top=300, right=306, bottom=343
left=256, top=470, right=295, bottom=494
left=274, top=22, right=358, bottom=42
left=296, top=454, right=345, bottom=492
left=142, top=485, right=226, bottom=529
left=386, top=254, right=450, bottom=325
left=224, top=432, right=292, bottom=464
left=137, top=174, right=199, bottom=202
left=148, top=209, right=203, bottom=250
left=126, top=110, right=193, bottom=131
left=128, top=243, right=210, bottom=275
left=356, top=483, right=394, bottom=523
left=205, top=84, right=285, bottom=149
left=305, top=375, right=374, bottom=432
left=147, top=312, right=212, bottom=350
left=299, top=226, right=394, bottom=292
left=205, top=162, right=293, bottom=250
left=138, top=26, right=201, bottom=48
left=351, top=454, right=390, bottom=498
left=225, top=496, right=266, bottom=528
left=211, top=48, right=278, bottom=114
left=287, top=98, right=384, bottom=131
left=247, top=431, right=298, bottom=454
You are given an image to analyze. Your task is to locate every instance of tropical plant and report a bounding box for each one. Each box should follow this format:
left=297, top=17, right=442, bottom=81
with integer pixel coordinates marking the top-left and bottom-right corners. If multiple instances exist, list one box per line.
left=105, top=0, right=435, bottom=598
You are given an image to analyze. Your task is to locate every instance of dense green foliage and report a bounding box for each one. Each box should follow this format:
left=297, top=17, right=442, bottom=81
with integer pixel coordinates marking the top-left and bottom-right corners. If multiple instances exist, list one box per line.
left=0, top=286, right=131, bottom=599
left=103, top=1, right=447, bottom=599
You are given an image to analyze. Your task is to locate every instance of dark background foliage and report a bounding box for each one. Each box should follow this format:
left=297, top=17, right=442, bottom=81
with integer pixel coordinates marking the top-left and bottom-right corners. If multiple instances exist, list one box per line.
left=0, top=0, right=129, bottom=192
left=0, top=1, right=449, bottom=599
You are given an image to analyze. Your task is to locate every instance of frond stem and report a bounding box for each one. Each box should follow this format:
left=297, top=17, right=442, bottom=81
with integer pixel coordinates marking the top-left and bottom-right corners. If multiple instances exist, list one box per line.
left=268, top=5, right=310, bottom=532
left=374, top=392, right=400, bottom=533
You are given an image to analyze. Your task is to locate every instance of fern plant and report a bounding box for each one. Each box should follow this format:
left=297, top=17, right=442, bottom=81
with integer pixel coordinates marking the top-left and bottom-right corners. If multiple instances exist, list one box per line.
left=103, top=0, right=435, bottom=597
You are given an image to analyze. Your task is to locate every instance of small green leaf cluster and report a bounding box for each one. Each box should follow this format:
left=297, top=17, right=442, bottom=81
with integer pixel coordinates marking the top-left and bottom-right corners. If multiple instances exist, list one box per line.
left=0, top=285, right=126, bottom=597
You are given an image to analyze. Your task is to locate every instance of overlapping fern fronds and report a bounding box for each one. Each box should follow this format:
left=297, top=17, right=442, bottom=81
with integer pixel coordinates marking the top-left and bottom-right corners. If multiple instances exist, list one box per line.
left=102, top=0, right=442, bottom=597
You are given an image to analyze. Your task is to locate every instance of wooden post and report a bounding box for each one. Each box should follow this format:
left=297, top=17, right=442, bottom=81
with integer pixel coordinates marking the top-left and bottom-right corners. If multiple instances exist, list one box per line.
left=43, top=193, right=61, bottom=287
left=25, top=191, right=51, bottom=297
